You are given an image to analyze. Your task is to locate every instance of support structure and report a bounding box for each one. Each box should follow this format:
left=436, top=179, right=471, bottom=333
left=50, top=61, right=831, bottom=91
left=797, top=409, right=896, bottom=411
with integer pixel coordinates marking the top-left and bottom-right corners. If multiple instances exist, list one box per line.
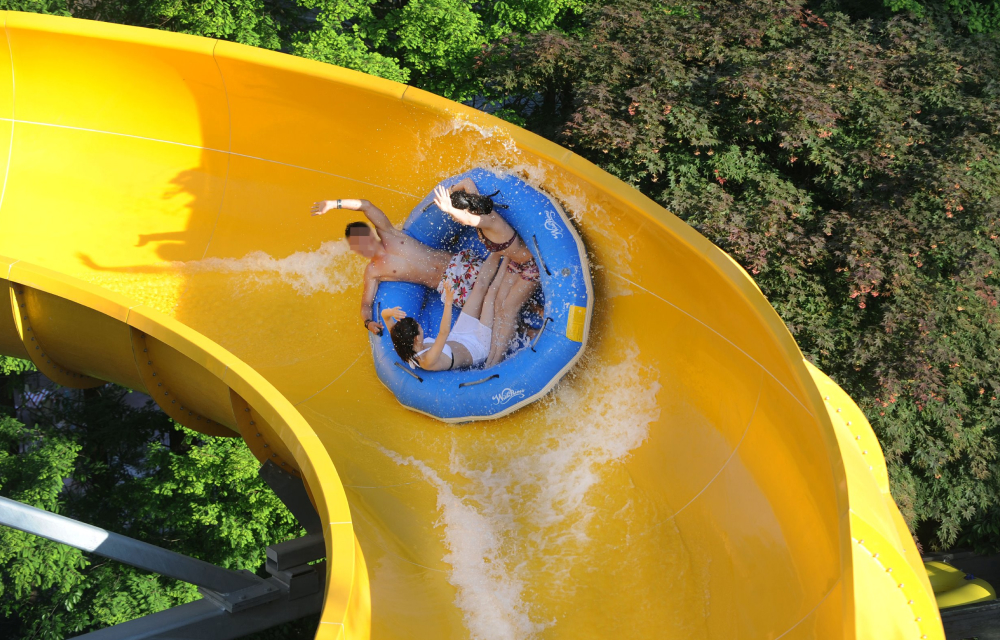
left=0, top=461, right=327, bottom=639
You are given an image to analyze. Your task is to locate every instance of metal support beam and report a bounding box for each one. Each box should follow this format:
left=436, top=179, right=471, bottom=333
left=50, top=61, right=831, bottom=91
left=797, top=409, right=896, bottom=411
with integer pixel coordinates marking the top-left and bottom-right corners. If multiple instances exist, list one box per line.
left=258, top=460, right=323, bottom=536
left=0, top=497, right=259, bottom=594
left=267, top=532, right=325, bottom=571
left=0, top=462, right=331, bottom=639
left=70, top=567, right=325, bottom=639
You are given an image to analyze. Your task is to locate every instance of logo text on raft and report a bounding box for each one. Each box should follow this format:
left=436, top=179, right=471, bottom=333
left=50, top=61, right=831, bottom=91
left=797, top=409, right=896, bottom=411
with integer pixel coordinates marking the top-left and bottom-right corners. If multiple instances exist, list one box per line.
left=544, top=210, right=564, bottom=239
left=493, top=388, right=526, bottom=405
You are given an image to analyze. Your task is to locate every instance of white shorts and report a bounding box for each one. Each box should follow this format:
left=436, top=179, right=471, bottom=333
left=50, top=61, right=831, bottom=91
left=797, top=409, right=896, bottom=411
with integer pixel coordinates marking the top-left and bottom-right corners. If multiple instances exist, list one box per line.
left=447, top=312, right=491, bottom=367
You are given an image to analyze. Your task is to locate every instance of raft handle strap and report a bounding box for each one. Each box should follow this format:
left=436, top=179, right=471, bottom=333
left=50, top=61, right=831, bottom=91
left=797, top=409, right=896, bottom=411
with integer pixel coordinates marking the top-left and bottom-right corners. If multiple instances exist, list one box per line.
left=393, top=361, right=423, bottom=382
left=459, top=374, right=499, bottom=389
left=530, top=317, right=553, bottom=353
left=531, top=235, right=552, bottom=276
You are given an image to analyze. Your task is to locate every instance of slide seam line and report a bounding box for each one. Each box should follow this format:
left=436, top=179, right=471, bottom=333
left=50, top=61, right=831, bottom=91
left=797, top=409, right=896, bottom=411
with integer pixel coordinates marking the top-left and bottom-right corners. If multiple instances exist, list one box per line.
left=344, top=483, right=415, bottom=489
left=660, top=370, right=763, bottom=523
left=610, top=270, right=814, bottom=418
left=0, top=117, right=421, bottom=198
left=772, top=578, right=840, bottom=640
left=295, top=352, right=364, bottom=406
left=348, top=504, right=448, bottom=574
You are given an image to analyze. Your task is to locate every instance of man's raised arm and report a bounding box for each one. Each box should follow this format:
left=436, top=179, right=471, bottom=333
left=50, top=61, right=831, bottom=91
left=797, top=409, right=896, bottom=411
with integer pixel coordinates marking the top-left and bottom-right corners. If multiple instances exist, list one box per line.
left=360, top=264, right=383, bottom=335
left=310, top=198, right=393, bottom=233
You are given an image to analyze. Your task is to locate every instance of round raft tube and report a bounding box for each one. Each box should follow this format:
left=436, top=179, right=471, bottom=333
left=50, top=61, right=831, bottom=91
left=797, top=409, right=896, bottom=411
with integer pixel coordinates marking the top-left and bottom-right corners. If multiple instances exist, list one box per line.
left=370, top=168, right=594, bottom=422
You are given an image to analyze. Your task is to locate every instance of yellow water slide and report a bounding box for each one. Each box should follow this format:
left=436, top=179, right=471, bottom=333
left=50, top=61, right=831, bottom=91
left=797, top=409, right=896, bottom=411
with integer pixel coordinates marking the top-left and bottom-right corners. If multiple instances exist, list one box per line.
left=0, top=12, right=944, bottom=640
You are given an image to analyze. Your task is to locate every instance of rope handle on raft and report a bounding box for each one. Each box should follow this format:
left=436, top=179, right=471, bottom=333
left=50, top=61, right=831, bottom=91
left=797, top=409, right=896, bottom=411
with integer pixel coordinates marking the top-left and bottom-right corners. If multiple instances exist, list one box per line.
left=530, top=317, right=553, bottom=353
left=459, top=374, right=499, bottom=388
left=393, top=361, right=423, bottom=382
left=532, top=235, right=552, bottom=276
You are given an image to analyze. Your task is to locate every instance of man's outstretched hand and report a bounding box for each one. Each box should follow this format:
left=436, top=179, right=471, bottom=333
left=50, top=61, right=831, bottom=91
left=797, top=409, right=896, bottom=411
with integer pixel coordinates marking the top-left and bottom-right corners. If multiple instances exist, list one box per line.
left=310, top=200, right=335, bottom=216
left=311, top=199, right=363, bottom=216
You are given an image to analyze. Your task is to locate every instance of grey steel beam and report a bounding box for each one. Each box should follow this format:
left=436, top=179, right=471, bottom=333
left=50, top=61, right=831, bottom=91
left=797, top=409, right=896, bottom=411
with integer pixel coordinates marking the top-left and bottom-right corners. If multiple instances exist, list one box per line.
left=258, top=460, right=323, bottom=536
left=266, top=532, right=325, bottom=571
left=0, top=464, right=331, bottom=639
left=0, top=497, right=259, bottom=594
left=69, top=573, right=324, bottom=639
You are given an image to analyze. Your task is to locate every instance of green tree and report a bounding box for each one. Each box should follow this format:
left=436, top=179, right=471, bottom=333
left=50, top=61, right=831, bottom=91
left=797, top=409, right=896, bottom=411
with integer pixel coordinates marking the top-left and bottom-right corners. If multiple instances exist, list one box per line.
left=0, top=0, right=69, bottom=16
left=0, top=0, right=585, bottom=99
left=881, top=0, right=1000, bottom=35
left=0, top=363, right=306, bottom=638
left=0, top=409, right=86, bottom=640
left=288, top=0, right=410, bottom=84
left=481, top=0, right=1000, bottom=551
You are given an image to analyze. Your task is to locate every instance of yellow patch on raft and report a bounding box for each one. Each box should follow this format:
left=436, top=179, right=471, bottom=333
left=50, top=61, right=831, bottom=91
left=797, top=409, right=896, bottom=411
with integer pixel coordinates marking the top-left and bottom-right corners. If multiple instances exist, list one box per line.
left=565, top=305, right=587, bottom=342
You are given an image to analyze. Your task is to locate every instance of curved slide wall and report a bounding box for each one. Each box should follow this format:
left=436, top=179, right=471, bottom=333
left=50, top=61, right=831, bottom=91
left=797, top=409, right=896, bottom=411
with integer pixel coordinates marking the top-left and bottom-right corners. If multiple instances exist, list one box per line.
left=0, top=12, right=943, bottom=640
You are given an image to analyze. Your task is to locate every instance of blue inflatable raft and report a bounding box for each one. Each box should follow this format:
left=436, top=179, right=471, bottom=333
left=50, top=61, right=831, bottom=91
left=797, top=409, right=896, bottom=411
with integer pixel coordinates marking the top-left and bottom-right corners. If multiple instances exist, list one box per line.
left=370, top=169, right=593, bottom=422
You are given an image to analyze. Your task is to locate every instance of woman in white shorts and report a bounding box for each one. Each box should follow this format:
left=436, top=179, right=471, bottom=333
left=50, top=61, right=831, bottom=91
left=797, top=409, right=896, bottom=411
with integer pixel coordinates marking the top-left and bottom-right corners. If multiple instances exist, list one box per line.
left=382, top=254, right=506, bottom=371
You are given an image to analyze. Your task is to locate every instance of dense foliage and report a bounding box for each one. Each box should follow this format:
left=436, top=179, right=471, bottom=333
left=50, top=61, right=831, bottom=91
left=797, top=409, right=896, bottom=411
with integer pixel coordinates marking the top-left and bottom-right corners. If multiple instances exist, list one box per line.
left=480, top=0, right=1000, bottom=551
left=0, top=358, right=306, bottom=639
left=883, top=0, right=1000, bottom=34
left=0, top=0, right=583, bottom=100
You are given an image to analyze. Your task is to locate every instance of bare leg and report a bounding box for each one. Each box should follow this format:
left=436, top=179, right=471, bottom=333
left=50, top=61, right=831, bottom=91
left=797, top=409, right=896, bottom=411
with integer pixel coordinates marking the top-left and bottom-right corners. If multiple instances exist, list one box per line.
left=484, top=270, right=516, bottom=367
left=485, top=274, right=538, bottom=367
left=479, top=257, right=509, bottom=329
left=460, top=253, right=502, bottom=319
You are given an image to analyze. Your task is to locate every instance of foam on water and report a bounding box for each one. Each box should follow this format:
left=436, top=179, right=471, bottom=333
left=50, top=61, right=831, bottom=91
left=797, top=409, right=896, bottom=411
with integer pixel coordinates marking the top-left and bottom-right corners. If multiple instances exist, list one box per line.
left=383, top=452, right=545, bottom=640
left=181, top=240, right=360, bottom=296
left=440, top=116, right=521, bottom=157
left=85, top=240, right=362, bottom=315
left=384, top=342, right=661, bottom=639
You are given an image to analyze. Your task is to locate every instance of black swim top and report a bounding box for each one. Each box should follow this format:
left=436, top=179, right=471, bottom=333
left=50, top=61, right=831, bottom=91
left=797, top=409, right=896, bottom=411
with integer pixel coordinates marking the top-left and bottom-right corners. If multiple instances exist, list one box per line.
left=478, top=227, right=518, bottom=253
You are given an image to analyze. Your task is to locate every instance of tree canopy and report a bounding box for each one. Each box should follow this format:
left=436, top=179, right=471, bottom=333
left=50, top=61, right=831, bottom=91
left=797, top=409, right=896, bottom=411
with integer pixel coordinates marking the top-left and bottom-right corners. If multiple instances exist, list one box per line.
left=0, top=358, right=307, bottom=638
left=0, top=0, right=584, bottom=100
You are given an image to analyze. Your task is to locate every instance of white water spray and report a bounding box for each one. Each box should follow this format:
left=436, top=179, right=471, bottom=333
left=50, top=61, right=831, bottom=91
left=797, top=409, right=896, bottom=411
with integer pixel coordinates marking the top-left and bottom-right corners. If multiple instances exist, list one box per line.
left=385, top=343, right=661, bottom=640
left=181, top=240, right=360, bottom=296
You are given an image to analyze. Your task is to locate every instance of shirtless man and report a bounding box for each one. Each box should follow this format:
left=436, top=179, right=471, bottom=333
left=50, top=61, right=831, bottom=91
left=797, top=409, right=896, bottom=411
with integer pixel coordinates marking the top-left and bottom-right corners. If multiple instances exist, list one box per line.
left=310, top=182, right=487, bottom=337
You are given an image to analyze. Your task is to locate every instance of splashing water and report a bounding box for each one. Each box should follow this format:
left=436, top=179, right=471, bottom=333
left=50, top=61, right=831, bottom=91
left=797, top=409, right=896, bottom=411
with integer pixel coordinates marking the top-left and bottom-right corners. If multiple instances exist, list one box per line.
left=383, top=453, right=546, bottom=640
left=439, top=116, right=521, bottom=157
left=425, top=118, right=636, bottom=292
left=182, top=240, right=360, bottom=296
left=384, top=343, right=661, bottom=640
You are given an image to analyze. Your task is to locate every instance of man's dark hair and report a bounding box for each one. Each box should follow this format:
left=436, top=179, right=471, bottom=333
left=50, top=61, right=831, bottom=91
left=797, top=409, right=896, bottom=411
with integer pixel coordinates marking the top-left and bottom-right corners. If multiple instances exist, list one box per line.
left=345, top=221, right=371, bottom=238
left=450, top=190, right=508, bottom=216
left=390, top=317, right=421, bottom=364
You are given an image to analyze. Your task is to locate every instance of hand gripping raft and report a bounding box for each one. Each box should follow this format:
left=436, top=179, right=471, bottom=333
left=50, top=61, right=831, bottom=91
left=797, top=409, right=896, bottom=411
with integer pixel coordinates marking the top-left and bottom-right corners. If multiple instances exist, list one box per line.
left=370, top=169, right=593, bottom=422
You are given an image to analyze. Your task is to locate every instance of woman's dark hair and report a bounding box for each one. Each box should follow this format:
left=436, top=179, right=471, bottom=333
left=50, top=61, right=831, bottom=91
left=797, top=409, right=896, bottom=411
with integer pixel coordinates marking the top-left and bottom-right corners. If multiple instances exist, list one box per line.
left=450, top=190, right=508, bottom=216
left=345, top=221, right=371, bottom=238
left=390, top=317, right=421, bottom=364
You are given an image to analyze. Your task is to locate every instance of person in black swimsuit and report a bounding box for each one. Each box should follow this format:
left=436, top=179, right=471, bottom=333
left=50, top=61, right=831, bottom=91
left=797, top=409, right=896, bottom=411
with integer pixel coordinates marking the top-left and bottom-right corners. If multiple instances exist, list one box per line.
left=432, top=179, right=541, bottom=367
